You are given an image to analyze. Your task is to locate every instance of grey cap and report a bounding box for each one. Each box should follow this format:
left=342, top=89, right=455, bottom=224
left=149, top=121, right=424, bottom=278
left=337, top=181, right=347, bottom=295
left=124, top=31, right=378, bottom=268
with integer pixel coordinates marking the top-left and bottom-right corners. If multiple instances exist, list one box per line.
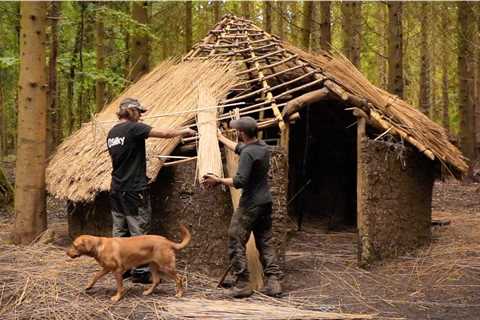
left=119, top=98, right=147, bottom=113
left=229, top=116, right=257, bottom=131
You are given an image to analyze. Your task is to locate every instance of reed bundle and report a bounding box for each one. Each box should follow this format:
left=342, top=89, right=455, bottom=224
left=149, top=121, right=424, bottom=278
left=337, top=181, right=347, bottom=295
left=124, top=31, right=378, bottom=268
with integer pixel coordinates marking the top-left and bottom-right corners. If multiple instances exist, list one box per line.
left=196, top=86, right=223, bottom=183
left=283, top=43, right=468, bottom=175
left=46, top=59, right=238, bottom=202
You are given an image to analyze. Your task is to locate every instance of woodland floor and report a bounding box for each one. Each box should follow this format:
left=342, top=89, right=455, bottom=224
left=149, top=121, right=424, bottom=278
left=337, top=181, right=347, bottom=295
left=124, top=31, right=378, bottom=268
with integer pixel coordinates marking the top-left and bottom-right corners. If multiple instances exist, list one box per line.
left=1, top=158, right=480, bottom=319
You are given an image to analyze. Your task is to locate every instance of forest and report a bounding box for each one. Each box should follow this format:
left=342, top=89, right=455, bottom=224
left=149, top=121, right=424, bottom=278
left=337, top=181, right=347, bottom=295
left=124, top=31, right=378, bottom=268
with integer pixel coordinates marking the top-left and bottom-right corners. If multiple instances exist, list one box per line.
left=0, top=1, right=478, bottom=160
left=1, top=1, right=480, bottom=320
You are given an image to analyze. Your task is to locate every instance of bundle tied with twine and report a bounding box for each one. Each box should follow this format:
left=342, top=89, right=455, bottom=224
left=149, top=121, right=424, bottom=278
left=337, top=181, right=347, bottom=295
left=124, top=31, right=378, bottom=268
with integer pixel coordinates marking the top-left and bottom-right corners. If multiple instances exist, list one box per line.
left=196, top=85, right=224, bottom=184
left=46, top=59, right=238, bottom=202
left=283, top=42, right=468, bottom=175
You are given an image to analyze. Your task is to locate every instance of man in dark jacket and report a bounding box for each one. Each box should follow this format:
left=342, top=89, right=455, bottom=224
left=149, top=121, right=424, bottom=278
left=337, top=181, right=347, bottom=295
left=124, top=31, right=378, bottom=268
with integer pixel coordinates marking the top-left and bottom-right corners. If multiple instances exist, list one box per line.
left=203, top=116, right=283, bottom=298
left=107, top=98, right=195, bottom=282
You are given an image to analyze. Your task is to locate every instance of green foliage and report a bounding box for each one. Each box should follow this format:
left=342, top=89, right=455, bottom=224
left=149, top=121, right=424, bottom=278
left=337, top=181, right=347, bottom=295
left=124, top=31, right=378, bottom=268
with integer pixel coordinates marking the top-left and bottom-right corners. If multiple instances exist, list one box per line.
left=0, top=0, right=475, bottom=156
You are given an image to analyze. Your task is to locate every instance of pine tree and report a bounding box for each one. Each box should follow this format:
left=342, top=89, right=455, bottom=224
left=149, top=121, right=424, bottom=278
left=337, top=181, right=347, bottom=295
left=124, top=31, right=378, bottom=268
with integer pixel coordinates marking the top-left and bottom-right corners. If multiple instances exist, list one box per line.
left=13, top=1, right=48, bottom=244
left=130, top=2, right=150, bottom=82
left=457, top=2, right=476, bottom=174
left=387, top=2, right=404, bottom=98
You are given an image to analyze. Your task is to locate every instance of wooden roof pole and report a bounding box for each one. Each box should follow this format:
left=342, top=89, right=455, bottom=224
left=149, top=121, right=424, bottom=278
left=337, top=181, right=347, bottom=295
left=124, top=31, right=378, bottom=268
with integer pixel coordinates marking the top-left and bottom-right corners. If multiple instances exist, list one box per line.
left=243, top=30, right=285, bottom=131
left=326, top=79, right=437, bottom=161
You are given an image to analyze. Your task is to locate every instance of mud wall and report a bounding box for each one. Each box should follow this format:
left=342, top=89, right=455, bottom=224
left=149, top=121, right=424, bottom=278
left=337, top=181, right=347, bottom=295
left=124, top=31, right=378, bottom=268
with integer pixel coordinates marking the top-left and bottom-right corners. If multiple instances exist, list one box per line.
left=68, top=148, right=292, bottom=276
left=357, top=138, right=435, bottom=266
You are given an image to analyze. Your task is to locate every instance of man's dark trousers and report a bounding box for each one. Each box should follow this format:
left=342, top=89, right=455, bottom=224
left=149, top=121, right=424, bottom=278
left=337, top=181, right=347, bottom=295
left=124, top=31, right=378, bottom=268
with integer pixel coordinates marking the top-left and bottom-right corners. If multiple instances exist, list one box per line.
left=228, top=202, right=283, bottom=281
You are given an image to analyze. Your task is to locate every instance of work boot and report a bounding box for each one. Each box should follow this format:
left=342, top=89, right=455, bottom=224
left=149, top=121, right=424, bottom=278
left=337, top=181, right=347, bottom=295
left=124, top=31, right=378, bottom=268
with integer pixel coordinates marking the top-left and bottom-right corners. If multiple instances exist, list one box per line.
left=122, top=270, right=132, bottom=280
left=262, top=276, right=282, bottom=297
left=219, top=277, right=236, bottom=288
left=227, top=278, right=253, bottom=298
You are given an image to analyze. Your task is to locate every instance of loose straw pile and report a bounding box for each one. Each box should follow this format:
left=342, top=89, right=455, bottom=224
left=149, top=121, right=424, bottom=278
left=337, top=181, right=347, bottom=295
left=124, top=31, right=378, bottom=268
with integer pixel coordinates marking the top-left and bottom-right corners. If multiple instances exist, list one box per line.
left=0, top=242, right=372, bottom=320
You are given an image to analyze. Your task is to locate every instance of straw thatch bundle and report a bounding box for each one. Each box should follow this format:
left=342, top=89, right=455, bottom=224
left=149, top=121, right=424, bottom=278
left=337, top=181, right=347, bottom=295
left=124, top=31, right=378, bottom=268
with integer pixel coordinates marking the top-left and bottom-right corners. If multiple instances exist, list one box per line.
left=283, top=43, right=468, bottom=175
left=46, top=60, right=238, bottom=202
left=196, top=86, right=223, bottom=183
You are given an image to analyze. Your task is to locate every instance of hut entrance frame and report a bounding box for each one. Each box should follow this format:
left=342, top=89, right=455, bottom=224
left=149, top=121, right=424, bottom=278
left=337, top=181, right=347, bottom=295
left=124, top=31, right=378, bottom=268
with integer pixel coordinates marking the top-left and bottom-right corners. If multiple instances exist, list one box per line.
left=288, top=99, right=358, bottom=232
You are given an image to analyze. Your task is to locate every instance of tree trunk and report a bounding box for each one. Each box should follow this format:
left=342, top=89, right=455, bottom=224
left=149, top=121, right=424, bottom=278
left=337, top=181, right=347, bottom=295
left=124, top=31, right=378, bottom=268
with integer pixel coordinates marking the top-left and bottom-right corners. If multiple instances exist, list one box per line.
left=47, top=1, right=61, bottom=154
left=130, top=1, right=150, bottom=82
left=263, top=1, right=272, bottom=34
left=213, top=1, right=220, bottom=24
left=241, top=1, right=250, bottom=19
left=0, top=165, right=13, bottom=205
left=310, top=2, right=320, bottom=52
left=185, top=1, right=192, bottom=53
left=66, top=22, right=81, bottom=134
left=276, top=1, right=285, bottom=40
left=76, top=2, right=86, bottom=126
left=14, top=1, right=48, bottom=244
left=319, top=1, right=332, bottom=51
left=376, top=3, right=388, bottom=88
left=0, top=83, right=5, bottom=159
left=458, top=2, right=476, bottom=174
left=342, top=2, right=362, bottom=68
left=302, top=0, right=313, bottom=50
left=95, top=2, right=106, bottom=113
left=476, top=2, right=480, bottom=154
left=419, top=2, right=431, bottom=116
left=289, top=1, right=300, bottom=45
left=387, top=2, right=404, bottom=98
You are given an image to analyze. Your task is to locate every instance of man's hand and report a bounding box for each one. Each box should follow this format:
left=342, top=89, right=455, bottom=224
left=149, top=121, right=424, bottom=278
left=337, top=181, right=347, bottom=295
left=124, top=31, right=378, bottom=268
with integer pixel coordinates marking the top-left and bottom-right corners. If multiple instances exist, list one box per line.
left=181, top=128, right=196, bottom=137
left=202, top=174, right=220, bottom=187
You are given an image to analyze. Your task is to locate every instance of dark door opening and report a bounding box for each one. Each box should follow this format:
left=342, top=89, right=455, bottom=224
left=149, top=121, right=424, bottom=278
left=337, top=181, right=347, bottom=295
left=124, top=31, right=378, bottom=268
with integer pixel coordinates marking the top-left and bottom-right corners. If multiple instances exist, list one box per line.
left=289, top=100, right=357, bottom=231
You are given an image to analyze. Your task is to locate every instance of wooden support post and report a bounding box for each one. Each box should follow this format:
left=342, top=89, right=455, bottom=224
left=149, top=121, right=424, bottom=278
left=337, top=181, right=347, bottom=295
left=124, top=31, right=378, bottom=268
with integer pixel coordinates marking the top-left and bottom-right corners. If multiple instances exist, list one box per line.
left=356, top=113, right=371, bottom=267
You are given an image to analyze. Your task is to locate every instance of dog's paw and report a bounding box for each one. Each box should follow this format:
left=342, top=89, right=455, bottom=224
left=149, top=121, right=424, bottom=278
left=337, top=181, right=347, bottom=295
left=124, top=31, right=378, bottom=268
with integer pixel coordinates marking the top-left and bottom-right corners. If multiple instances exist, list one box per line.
left=175, top=292, right=184, bottom=298
left=142, top=290, right=152, bottom=296
left=85, top=286, right=93, bottom=291
left=111, top=295, right=122, bottom=303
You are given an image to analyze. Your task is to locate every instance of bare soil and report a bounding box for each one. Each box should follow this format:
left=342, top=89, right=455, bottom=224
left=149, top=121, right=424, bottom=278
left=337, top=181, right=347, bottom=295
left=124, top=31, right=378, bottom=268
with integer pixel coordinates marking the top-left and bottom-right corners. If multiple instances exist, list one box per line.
left=283, top=179, right=480, bottom=320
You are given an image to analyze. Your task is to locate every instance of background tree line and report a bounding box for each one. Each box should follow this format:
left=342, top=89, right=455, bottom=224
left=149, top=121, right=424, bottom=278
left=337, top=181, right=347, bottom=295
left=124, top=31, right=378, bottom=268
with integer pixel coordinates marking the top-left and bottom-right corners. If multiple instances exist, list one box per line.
left=0, top=1, right=478, bottom=164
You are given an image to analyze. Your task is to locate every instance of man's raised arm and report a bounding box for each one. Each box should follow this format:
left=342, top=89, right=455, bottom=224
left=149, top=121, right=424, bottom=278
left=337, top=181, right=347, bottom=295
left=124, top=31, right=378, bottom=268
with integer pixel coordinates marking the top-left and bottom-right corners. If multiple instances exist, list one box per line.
left=149, top=127, right=195, bottom=139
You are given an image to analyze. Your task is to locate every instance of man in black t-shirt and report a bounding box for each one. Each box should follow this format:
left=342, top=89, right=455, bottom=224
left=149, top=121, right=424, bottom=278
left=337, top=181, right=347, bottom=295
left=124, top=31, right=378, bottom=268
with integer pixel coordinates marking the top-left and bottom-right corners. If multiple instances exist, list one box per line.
left=106, top=98, right=195, bottom=282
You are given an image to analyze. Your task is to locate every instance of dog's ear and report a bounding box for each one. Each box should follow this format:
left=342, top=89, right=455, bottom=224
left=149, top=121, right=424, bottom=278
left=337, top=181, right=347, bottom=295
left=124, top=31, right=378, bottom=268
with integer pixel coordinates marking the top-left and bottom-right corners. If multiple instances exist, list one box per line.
left=82, top=236, right=99, bottom=255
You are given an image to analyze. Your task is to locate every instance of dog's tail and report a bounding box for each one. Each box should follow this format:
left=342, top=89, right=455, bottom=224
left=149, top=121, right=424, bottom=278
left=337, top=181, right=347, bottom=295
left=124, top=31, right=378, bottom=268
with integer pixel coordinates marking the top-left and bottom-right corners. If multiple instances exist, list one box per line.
left=171, top=225, right=191, bottom=251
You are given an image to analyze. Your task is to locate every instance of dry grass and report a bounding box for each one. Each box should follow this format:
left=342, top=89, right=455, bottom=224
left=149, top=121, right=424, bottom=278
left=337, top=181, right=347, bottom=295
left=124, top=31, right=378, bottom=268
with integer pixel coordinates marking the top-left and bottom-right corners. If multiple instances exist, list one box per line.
left=46, top=59, right=238, bottom=202
left=0, top=242, right=372, bottom=320
left=1, top=210, right=478, bottom=319
left=283, top=210, right=480, bottom=319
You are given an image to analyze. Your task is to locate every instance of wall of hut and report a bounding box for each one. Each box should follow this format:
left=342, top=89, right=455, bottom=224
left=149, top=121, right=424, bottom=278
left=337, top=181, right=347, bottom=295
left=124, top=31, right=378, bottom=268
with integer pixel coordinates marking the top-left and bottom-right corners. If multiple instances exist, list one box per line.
left=67, top=148, right=293, bottom=276
left=357, top=138, right=435, bottom=266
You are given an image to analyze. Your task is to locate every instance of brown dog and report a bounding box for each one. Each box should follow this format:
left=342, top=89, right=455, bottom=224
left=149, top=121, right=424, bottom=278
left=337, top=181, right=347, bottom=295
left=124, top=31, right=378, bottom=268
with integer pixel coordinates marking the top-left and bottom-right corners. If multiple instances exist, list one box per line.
left=66, top=225, right=191, bottom=302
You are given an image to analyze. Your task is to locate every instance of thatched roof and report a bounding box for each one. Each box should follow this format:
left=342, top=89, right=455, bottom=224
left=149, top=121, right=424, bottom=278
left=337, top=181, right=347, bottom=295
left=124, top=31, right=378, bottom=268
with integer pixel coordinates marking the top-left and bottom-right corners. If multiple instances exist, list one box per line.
left=47, top=15, right=467, bottom=203
left=46, top=60, right=237, bottom=202
left=185, top=15, right=467, bottom=175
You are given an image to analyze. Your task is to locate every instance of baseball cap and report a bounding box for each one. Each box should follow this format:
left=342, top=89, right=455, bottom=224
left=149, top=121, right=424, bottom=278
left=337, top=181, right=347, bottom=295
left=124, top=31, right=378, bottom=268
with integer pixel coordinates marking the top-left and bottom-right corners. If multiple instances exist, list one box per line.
left=119, top=98, right=147, bottom=113
left=229, top=116, right=257, bottom=131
